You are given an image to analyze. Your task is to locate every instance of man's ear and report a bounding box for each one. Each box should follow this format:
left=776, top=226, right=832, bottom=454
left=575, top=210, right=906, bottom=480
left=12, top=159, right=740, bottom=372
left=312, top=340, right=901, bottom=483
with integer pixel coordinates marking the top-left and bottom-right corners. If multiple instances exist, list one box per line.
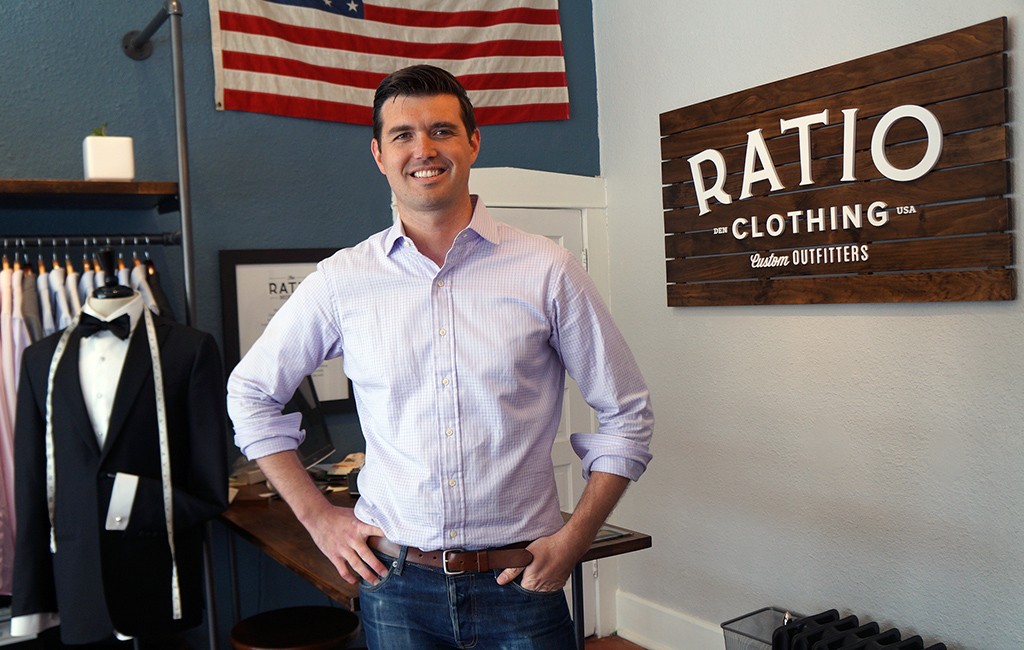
left=370, top=137, right=386, bottom=174
left=469, top=128, right=481, bottom=164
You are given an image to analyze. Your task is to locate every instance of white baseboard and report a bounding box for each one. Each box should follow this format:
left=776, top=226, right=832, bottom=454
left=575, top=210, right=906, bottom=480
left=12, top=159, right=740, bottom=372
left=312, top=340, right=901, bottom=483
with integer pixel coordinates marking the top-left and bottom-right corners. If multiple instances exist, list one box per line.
left=614, top=591, right=724, bottom=650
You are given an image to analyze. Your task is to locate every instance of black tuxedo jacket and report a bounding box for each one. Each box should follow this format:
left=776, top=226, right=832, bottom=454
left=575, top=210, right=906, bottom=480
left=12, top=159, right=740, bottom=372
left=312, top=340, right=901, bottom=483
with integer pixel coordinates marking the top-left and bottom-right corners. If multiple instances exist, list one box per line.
left=12, top=312, right=229, bottom=644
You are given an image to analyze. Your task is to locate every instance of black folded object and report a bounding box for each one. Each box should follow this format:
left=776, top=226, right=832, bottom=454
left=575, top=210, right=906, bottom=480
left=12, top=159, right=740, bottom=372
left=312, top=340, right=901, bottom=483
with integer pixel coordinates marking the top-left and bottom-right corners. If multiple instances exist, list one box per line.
left=774, top=610, right=840, bottom=650
left=792, top=614, right=860, bottom=650
left=812, top=621, right=880, bottom=650
left=837, top=628, right=902, bottom=650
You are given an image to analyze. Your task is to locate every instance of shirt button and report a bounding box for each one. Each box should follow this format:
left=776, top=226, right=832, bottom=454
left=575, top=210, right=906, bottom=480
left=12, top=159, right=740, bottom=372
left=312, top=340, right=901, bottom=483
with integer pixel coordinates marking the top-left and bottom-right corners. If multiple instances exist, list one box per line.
left=437, top=279, right=445, bottom=287
left=439, top=328, right=447, bottom=337
left=441, top=377, right=450, bottom=386
left=445, top=428, right=454, bottom=437
left=448, top=479, right=456, bottom=487
left=449, top=530, right=458, bottom=539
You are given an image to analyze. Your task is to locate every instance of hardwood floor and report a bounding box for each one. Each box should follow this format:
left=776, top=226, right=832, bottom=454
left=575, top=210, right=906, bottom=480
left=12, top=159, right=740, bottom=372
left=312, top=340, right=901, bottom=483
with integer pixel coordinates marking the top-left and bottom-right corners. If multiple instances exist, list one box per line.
left=586, top=634, right=646, bottom=650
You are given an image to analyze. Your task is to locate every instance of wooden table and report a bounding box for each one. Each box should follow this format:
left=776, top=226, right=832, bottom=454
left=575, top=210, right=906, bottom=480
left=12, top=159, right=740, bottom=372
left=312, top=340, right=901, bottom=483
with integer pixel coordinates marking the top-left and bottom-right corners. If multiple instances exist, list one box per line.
left=221, top=487, right=651, bottom=648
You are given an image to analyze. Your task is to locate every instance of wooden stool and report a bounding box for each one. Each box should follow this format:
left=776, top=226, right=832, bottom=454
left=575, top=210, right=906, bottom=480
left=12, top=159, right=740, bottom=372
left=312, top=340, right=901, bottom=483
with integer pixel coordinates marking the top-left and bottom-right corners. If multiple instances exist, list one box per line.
left=230, top=606, right=361, bottom=650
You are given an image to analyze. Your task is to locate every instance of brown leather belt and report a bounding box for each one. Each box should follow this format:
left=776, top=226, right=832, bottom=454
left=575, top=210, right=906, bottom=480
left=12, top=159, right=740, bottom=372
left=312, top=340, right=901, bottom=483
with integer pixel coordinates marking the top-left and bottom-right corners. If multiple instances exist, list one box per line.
left=368, top=536, right=533, bottom=575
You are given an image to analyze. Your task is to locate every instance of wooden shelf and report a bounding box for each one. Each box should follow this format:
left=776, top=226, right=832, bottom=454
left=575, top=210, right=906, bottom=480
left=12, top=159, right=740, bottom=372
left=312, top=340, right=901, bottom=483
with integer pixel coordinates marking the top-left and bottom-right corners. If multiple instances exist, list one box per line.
left=0, top=179, right=179, bottom=213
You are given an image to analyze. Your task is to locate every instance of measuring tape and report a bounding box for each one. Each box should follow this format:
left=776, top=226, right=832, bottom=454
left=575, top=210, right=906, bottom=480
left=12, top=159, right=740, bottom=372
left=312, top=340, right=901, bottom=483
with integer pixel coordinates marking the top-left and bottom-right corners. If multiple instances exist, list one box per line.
left=45, top=308, right=181, bottom=620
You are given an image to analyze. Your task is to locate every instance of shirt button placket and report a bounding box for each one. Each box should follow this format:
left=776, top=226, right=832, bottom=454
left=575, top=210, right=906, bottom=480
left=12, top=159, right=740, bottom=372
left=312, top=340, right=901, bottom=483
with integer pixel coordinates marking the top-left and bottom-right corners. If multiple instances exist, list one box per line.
left=434, top=272, right=461, bottom=545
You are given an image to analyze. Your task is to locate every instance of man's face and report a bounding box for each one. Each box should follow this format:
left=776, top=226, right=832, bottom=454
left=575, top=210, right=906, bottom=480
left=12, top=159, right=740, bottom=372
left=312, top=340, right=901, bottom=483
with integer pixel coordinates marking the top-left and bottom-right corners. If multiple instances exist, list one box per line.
left=371, top=93, right=480, bottom=219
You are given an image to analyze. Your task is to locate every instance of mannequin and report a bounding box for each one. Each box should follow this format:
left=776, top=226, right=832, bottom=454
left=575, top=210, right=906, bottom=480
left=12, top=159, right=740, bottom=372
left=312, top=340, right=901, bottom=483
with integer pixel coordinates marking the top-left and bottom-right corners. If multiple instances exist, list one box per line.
left=86, top=293, right=137, bottom=317
left=11, top=248, right=228, bottom=644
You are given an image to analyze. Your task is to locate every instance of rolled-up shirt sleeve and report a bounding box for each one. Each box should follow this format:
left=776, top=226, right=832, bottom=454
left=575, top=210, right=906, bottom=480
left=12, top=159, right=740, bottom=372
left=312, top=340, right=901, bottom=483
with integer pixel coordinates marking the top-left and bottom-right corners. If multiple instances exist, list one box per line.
left=227, top=263, right=343, bottom=460
left=554, top=255, right=654, bottom=481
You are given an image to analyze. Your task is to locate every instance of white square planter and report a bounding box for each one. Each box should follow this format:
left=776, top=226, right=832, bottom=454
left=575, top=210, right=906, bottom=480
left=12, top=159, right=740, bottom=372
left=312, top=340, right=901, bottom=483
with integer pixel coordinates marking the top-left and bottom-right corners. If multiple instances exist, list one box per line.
left=83, top=135, right=135, bottom=181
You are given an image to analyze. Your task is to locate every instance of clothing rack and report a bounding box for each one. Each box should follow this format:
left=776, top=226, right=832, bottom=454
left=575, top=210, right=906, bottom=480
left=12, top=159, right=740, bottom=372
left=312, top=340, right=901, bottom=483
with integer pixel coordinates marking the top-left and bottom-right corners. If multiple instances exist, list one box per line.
left=6, top=232, right=182, bottom=248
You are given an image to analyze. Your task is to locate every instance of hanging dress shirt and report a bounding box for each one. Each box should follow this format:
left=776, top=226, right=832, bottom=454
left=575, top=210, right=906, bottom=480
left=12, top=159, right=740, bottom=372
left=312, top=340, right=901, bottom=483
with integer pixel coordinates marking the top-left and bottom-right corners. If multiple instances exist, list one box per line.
left=0, top=267, right=16, bottom=595
left=11, top=267, right=30, bottom=389
left=129, top=264, right=159, bottom=316
left=65, top=265, right=82, bottom=318
left=1, top=267, right=17, bottom=419
left=21, top=269, right=43, bottom=343
left=48, top=266, right=71, bottom=332
left=35, top=269, right=54, bottom=338
left=78, top=267, right=95, bottom=307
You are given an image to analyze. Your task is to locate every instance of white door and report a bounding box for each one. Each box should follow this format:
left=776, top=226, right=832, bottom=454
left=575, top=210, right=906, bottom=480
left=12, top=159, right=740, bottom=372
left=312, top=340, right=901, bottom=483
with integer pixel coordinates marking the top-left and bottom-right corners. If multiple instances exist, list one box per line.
left=489, top=207, right=598, bottom=636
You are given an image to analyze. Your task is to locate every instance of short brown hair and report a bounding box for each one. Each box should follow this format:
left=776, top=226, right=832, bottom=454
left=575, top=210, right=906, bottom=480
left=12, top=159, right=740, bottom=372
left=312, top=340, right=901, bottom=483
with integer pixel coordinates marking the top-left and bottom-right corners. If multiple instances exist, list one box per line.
left=372, top=65, right=477, bottom=144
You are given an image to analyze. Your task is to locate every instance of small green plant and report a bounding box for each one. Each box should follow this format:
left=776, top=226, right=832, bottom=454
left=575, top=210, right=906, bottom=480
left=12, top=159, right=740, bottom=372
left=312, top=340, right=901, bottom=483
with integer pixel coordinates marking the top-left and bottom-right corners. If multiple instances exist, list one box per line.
left=90, top=123, right=108, bottom=137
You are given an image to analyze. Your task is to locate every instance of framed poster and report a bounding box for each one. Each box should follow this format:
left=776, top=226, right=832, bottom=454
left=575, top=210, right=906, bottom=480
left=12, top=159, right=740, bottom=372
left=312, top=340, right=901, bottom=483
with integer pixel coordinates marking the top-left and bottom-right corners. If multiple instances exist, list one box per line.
left=219, top=248, right=354, bottom=412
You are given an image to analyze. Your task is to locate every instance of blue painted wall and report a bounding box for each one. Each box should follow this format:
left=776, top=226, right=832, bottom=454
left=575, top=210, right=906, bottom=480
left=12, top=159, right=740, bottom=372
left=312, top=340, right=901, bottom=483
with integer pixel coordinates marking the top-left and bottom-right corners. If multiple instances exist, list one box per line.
left=0, top=0, right=597, bottom=644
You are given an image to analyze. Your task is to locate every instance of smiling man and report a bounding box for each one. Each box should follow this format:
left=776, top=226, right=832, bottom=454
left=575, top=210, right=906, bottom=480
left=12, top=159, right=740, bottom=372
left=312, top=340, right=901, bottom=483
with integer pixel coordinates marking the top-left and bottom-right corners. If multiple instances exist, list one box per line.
left=227, top=65, right=654, bottom=649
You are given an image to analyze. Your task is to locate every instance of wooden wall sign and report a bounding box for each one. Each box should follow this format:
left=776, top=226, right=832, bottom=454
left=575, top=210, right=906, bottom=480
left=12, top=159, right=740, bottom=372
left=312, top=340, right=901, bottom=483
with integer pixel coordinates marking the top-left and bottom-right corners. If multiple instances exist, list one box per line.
left=661, top=18, right=1013, bottom=306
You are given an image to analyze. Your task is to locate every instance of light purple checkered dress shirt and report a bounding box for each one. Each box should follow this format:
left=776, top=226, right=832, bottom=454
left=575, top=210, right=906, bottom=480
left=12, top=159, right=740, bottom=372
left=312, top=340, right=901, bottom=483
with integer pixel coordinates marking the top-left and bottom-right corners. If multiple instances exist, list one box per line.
left=227, top=199, right=653, bottom=551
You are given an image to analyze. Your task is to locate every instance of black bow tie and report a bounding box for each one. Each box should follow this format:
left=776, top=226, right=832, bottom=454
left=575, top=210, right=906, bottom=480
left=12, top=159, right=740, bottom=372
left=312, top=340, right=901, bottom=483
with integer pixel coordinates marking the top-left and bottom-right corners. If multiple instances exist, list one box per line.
left=78, top=313, right=131, bottom=340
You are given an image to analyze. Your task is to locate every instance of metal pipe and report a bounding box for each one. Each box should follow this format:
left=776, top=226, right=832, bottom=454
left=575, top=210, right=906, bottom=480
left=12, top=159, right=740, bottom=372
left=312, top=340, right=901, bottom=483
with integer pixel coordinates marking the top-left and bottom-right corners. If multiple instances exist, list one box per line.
left=167, top=6, right=198, bottom=327
left=122, top=2, right=176, bottom=60
left=130, top=5, right=170, bottom=51
left=164, top=10, right=212, bottom=646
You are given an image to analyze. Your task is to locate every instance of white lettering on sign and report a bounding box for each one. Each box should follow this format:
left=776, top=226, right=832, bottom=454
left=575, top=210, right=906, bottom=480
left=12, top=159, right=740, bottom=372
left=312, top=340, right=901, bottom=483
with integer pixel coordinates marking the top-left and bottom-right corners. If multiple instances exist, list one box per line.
left=779, top=109, right=829, bottom=186
left=730, top=201, right=890, bottom=240
left=689, top=105, right=943, bottom=216
left=748, top=244, right=871, bottom=269
left=870, top=105, right=943, bottom=182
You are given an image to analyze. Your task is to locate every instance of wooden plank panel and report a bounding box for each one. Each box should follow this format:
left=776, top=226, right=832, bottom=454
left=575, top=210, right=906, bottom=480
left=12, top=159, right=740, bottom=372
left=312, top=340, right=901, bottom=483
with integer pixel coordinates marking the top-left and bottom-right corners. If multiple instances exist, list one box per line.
left=661, top=53, right=1005, bottom=161
left=666, top=198, right=1010, bottom=257
left=666, top=269, right=1015, bottom=306
left=665, top=161, right=1007, bottom=230
left=661, top=19, right=1012, bottom=306
left=664, top=125, right=1007, bottom=211
left=660, top=18, right=1006, bottom=136
left=667, top=234, right=1011, bottom=283
left=667, top=160, right=1007, bottom=222
left=661, top=89, right=1008, bottom=185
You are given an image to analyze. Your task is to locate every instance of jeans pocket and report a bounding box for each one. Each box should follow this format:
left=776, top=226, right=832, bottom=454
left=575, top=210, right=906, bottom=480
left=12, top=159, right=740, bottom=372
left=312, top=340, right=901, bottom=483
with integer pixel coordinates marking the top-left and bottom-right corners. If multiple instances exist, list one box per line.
left=359, top=555, right=397, bottom=593
left=507, top=574, right=565, bottom=598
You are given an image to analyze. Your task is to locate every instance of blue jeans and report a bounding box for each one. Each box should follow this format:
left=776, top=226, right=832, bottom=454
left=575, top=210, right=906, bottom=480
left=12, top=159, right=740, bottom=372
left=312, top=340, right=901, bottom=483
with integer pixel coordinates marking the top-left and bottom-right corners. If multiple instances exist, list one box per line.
left=359, top=547, right=576, bottom=649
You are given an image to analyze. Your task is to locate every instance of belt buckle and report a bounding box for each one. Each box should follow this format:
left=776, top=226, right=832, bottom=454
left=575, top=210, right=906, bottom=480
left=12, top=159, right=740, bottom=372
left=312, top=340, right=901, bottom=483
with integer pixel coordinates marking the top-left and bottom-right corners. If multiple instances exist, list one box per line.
left=442, top=549, right=465, bottom=575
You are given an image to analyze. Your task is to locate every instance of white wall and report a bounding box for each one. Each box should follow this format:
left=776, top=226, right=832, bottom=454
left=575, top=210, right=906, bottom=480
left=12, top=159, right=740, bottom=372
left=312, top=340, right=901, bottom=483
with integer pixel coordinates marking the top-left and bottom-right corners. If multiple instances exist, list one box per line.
left=592, top=2, right=1024, bottom=649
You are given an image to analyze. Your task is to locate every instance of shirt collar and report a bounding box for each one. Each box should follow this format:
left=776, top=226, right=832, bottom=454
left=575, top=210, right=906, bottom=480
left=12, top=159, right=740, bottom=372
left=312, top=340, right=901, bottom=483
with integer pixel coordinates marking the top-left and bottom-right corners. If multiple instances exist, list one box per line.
left=81, top=293, right=145, bottom=336
left=384, top=195, right=500, bottom=255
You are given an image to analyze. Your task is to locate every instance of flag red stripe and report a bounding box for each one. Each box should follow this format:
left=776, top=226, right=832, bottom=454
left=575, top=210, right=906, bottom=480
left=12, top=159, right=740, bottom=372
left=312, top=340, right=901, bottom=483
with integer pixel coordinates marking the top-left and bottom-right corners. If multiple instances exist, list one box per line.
left=224, top=51, right=567, bottom=91
left=470, top=102, right=570, bottom=125
left=223, top=51, right=386, bottom=89
left=363, top=5, right=560, bottom=28
left=223, top=88, right=372, bottom=123
left=223, top=89, right=568, bottom=126
left=221, top=12, right=565, bottom=59
left=459, top=71, right=568, bottom=91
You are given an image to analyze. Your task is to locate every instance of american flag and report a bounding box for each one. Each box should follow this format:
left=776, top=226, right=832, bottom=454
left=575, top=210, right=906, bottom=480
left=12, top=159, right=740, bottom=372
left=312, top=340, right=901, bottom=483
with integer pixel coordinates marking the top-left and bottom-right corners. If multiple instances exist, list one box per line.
left=208, top=0, right=570, bottom=126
